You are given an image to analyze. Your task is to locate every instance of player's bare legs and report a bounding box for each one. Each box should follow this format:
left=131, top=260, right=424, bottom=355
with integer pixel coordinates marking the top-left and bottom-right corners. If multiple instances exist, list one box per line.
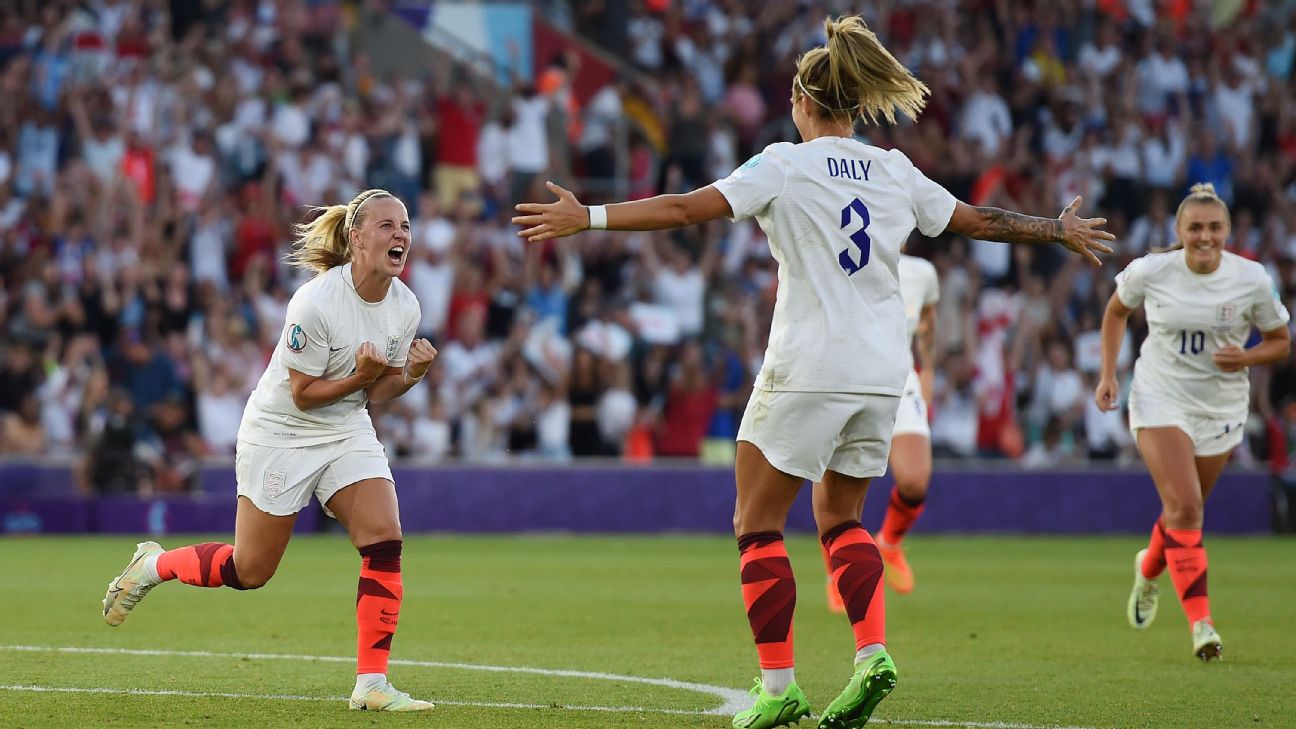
left=814, top=469, right=895, bottom=728
left=1135, top=428, right=1226, bottom=660
left=814, top=431, right=930, bottom=614
left=876, top=435, right=930, bottom=593
left=730, top=442, right=810, bottom=728
left=230, top=497, right=298, bottom=586
left=327, top=478, right=432, bottom=711
left=102, top=497, right=294, bottom=626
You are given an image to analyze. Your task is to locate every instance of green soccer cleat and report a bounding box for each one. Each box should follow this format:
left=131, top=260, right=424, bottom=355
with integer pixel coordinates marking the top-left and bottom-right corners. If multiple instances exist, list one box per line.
left=731, top=678, right=812, bottom=729
left=102, top=541, right=164, bottom=627
left=818, top=650, right=897, bottom=729
left=348, top=680, right=435, bottom=711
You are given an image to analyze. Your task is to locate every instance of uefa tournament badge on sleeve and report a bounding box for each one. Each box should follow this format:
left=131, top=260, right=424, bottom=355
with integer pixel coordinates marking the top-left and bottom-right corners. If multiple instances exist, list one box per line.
left=286, top=323, right=306, bottom=352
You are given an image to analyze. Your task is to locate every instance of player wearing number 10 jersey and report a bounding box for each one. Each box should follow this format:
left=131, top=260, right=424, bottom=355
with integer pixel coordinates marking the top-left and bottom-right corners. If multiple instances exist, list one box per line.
left=512, top=15, right=1113, bottom=728
left=1096, top=182, right=1290, bottom=662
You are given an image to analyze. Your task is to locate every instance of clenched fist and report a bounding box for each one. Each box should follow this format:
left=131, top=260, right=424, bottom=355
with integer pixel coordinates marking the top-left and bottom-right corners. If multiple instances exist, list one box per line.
left=355, top=341, right=388, bottom=384
left=406, top=338, right=438, bottom=381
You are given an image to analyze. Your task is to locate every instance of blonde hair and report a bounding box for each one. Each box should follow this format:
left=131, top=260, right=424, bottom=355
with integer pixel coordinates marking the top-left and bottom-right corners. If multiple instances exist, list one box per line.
left=287, top=189, right=396, bottom=273
left=793, top=15, right=929, bottom=126
left=1174, top=182, right=1230, bottom=227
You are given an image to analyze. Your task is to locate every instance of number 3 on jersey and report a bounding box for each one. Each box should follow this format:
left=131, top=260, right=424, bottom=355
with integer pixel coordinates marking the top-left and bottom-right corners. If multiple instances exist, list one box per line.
left=838, top=198, right=871, bottom=275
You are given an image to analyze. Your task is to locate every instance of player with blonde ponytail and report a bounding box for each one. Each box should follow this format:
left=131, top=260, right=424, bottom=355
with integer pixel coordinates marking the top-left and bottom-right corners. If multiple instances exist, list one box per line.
left=1097, top=182, right=1289, bottom=662
left=102, top=188, right=440, bottom=711
left=515, top=15, right=1113, bottom=728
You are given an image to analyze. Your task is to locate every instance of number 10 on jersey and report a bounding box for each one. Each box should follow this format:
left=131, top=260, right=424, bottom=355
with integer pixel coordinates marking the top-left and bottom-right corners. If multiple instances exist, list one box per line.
left=1179, top=329, right=1205, bottom=355
left=838, top=198, right=871, bottom=275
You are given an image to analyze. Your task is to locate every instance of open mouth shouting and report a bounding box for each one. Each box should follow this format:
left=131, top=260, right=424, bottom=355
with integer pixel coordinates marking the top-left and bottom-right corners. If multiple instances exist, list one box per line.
left=387, top=245, right=406, bottom=265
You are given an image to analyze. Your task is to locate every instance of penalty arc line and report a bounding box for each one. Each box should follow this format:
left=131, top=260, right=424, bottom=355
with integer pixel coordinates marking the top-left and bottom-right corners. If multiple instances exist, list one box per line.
left=0, top=645, right=1108, bottom=729
left=1, top=644, right=744, bottom=716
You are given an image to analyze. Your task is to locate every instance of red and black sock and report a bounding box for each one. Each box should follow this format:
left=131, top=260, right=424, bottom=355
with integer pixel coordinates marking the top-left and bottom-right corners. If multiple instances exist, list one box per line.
left=356, top=540, right=403, bottom=675
left=821, top=521, right=886, bottom=650
left=738, top=531, right=796, bottom=669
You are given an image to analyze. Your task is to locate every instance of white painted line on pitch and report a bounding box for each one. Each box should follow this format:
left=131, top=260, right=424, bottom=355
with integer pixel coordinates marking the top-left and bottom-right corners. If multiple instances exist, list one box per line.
left=0, top=644, right=744, bottom=716
left=0, top=684, right=713, bottom=715
left=0, top=645, right=1109, bottom=729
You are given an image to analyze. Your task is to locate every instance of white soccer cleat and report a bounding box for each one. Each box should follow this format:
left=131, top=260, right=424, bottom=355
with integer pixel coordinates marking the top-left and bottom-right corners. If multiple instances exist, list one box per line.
left=1126, top=548, right=1159, bottom=630
left=1192, top=620, right=1223, bottom=662
left=348, top=680, right=435, bottom=711
left=103, top=541, right=164, bottom=627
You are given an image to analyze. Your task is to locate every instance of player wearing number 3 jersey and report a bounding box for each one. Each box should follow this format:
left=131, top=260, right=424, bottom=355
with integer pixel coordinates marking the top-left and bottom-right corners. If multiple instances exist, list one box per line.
left=513, top=15, right=1113, bottom=729
left=1097, top=183, right=1290, bottom=662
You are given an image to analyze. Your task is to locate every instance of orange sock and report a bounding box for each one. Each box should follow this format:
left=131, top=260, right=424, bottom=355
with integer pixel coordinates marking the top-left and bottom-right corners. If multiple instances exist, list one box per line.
left=155, top=543, right=244, bottom=589
left=822, top=521, right=886, bottom=649
left=356, top=540, right=403, bottom=675
left=879, top=487, right=925, bottom=546
left=738, top=532, right=796, bottom=669
left=1141, top=517, right=1167, bottom=579
left=820, top=540, right=845, bottom=607
left=1164, top=528, right=1210, bottom=624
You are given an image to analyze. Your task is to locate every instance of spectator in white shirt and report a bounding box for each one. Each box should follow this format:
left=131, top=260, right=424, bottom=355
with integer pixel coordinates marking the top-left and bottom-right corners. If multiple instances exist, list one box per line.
left=1078, top=20, right=1123, bottom=80
left=958, top=75, right=1013, bottom=157
left=1141, top=118, right=1186, bottom=191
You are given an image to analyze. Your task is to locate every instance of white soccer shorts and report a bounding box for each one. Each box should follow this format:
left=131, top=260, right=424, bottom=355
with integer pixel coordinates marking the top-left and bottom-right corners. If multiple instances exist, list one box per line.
left=891, top=369, right=930, bottom=438
left=737, top=388, right=900, bottom=481
left=1127, top=391, right=1246, bottom=457
left=235, top=433, right=393, bottom=517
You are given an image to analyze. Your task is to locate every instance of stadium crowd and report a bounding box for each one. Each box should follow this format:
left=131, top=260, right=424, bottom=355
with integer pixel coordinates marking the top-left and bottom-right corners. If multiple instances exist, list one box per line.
left=2, top=0, right=1296, bottom=493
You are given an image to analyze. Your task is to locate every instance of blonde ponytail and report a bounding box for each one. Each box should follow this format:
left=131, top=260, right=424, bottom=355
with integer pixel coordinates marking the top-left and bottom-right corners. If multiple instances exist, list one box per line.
left=287, top=188, right=396, bottom=273
left=794, top=15, right=929, bottom=126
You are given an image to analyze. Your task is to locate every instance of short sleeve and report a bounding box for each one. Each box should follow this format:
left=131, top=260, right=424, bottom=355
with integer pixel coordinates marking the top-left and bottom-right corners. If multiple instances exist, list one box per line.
left=712, top=145, right=788, bottom=222
left=1115, top=257, right=1148, bottom=309
left=386, top=303, right=422, bottom=368
left=1248, top=271, right=1290, bottom=332
left=280, top=295, right=330, bottom=376
left=910, top=160, right=957, bottom=237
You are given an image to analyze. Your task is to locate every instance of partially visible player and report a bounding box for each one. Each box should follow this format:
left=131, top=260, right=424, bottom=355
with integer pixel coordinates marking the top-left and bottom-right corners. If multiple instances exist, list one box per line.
left=1095, top=182, right=1290, bottom=661
left=513, top=15, right=1112, bottom=728
left=101, top=189, right=440, bottom=710
left=818, top=252, right=938, bottom=610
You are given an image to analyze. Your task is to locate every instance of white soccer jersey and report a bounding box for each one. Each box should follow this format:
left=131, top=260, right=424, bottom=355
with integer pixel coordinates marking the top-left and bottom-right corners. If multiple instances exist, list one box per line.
left=714, top=137, right=956, bottom=394
left=898, top=253, right=940, bottom=349
left=238, top=263, right=421, bottom=447
left=1117, top=250, right=1289, bottom=417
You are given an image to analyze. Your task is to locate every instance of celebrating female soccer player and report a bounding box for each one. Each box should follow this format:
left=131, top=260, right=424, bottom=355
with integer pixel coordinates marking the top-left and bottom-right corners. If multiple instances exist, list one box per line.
left=514, top=16, right=1112, bottom=729
left=817, top=252, right=939, bottom=609
left=1096, top=182, right=1289, bottom=662
left=102, top=189, right=439, bottom=711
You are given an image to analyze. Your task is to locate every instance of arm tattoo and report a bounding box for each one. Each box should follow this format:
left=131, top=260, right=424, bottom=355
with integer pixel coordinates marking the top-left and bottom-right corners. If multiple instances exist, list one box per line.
left=973, top=206, right=1063, bottom=245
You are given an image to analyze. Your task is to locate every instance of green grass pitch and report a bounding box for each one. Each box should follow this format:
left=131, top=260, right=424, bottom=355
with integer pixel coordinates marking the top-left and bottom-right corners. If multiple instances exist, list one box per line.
left=1, top=534, right=1293, bottom=728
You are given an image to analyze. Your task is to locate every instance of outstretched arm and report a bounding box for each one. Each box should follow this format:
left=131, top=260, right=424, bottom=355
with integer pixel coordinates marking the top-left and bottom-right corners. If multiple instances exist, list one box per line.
left=946, top=195, right=1115, bottom=266
left=513, top=181, right=733, bottom=243
left=1094, top=293, right=1134, bottom=411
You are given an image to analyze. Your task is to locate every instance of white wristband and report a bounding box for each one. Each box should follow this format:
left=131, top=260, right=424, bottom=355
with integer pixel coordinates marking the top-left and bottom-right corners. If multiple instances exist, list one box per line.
left=587, top=205, right=608, bottom=230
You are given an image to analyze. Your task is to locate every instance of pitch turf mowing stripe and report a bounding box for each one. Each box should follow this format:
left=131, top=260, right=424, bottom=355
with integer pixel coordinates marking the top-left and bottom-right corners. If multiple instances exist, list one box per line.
left=0, top=646, right=1113, bottom=729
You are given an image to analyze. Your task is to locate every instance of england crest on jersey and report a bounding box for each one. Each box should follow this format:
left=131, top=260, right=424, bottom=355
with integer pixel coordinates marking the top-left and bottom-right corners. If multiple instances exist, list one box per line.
left=386, top=334, right=401, bottom=360
left=1217, top=303, right=1236, bottom=324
